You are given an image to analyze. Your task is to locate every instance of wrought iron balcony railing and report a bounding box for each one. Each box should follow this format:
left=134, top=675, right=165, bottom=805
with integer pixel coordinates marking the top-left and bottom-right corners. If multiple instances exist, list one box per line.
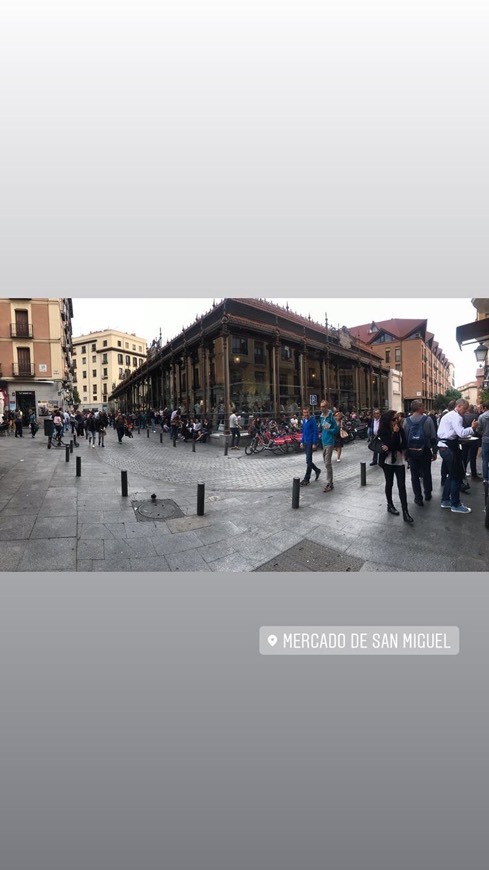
left=10, top=323, right=33, bottom=338
left=12, top=363, right=35, bottom=377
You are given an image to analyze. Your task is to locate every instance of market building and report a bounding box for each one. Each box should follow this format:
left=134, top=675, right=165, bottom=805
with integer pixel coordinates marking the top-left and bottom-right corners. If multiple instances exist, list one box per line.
left=348, top=318, right=452, bottom=412
left=72, top=328, right=148, bottom=411
left=0, top=297, right=73, bottom=421
left=110, top=298, right=390, bottom=424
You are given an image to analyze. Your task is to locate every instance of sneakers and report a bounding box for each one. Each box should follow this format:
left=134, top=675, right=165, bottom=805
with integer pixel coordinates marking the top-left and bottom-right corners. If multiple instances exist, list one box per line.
left=440, top=500, right=452, bottom=509
left=336, top=457, right=341, bottom=462
left=450, top=504, right=471, bottom=514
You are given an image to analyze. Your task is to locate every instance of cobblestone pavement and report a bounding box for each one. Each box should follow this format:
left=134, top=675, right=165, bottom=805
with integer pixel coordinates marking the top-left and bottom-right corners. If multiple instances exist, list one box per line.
left=1, top=428, right=488, bottom=572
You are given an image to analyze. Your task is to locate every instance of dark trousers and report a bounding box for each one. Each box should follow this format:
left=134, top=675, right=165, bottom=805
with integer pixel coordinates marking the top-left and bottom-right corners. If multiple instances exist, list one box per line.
left=304, top=444, right=320, bottom=482
left=439, top=445, right=464, bottom=507
left=231, top=427, right=240, bottom=447
left=382, top=463, right=408, bottom=510
left=408, top=450, right=433, bottom=500
left=14, top=421, right=23, bottom=437
left=462, top=440, right=479, bottom=477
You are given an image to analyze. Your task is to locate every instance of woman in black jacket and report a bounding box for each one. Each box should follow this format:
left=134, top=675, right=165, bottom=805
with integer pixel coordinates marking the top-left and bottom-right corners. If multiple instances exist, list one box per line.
left=378, top=410, right=414, bottom=523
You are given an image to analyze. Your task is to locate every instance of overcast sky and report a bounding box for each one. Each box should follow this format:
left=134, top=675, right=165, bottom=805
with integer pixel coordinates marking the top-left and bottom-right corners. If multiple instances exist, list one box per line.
left=71, top=297, right=481, bottom=388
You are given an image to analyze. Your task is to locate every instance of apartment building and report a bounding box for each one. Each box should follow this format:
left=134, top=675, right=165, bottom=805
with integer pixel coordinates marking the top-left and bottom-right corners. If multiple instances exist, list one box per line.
left=72, top=329, right=148, bottom=410
left=0, top=297, right=73, bottom=421
left=348, top=318, right=452, bottom=412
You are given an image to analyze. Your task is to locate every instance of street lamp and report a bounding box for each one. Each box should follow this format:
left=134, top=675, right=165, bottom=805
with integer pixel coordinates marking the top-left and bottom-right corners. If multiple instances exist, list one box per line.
left=474, top=343, right=488, bottom=364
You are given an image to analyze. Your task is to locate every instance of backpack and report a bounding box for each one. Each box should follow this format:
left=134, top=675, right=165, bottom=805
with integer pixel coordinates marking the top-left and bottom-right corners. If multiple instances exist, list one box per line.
left=406, top=415, right=427, bottom=452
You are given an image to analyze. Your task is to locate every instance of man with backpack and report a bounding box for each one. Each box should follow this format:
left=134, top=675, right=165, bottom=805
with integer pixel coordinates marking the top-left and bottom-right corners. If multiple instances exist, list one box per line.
left=403, top=399, right=438, bottom=506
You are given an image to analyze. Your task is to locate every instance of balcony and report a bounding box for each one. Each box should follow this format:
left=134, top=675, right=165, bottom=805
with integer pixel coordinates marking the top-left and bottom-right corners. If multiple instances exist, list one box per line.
left=10, top=323, right=33, bottom=339
left=12, top=363, right=35, bottom=377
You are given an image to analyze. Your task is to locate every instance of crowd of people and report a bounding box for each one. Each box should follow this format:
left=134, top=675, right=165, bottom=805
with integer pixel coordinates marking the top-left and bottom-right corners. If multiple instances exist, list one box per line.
left=4, top=400, right=488, bottom=525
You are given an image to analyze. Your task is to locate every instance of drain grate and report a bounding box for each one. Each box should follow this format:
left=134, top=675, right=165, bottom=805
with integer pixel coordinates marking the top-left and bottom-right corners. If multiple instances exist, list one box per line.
left=132, top=499, right=184, bottom=522
left=254, top=538, right=364, bottom=572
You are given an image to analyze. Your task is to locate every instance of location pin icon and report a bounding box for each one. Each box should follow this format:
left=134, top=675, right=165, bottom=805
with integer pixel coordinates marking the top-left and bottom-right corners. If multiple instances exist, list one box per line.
left=267, top=634, right=278, bottom=647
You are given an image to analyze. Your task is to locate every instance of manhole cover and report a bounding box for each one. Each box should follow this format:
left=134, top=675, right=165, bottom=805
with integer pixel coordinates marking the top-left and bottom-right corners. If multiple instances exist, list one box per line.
left=132, top=499, right=184, bottom=522
left=254, top=538, right=364, bottom=572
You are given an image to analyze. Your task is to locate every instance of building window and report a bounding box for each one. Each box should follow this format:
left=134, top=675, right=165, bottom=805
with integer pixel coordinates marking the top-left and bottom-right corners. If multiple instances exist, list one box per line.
left=385, top=350, right=391, bottom=363
left=255, top=371, right=265, bottom=385
left=82, top=371, right=87, bottom=378
left=132, top=357, right=137, bottom=366
left=125, top=342, right=129, bottom=349
left=92, top=370, right=97, bottom=378
left=83, top=386, right=87, bottom=393
left=103, top=340, right=107, bottom=347
left=138, top=345, right=142, bottom=352
left=125, top=355, right=130, bottom=366
left=308, top=368, right=317, bottom=383
left=119, top=368, right=123, bottom=378
left=395, top=347, right=401, bottom=363
left=92, top=355, right=96, bottom=362
left=118, top=354, right=123, bottom=364
left=254, top=341, right=264, bottom=363
left=231, top=336, right=248, bottom=355
left=117, top=341, right=122, bottom=347
left=91, top=344, right=96, bottom=352
left=82, top=345, right=86, bottom=353
left=139, top=358, right=144, bottom=366
left=132, top=344, right=136, bottom=351
left=281, top=345, right=292, bottom=361
left=102, top=354, right=108, bottom=364
left=103, top=368, right=108, bottom=377
left=82, top=357, right=86, bottom=364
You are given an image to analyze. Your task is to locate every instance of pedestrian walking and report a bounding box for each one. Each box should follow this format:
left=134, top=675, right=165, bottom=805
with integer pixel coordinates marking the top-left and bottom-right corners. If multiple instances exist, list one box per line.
left=378, top=410, right=414, bottom=523
left=403, top=399, right=438, bottom=506
left=299, top=407, right=321, bottom=486
left=319, top=399, right=338, bottom=492
left=367, top=409, right=381, bottom=465
left=14, top=410, right=23, bottom=437
left=229, top=411, right=241, bottom=449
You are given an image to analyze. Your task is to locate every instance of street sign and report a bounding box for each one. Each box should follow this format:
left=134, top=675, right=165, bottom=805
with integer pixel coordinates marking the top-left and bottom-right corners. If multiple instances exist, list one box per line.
left=310, top=394, right=317, bottom=406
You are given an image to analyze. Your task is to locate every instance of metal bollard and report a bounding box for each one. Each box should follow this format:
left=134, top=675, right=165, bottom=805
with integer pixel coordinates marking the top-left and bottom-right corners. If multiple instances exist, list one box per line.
left=192, top=439, right=196, bottom=453
left=69, top=439, right=74, bottom=453
left=147, top=428, right=150, bottom=438
left=224, top=438, right=229, bottom=456
left=121, top=470, right=128, bottom=497
left=360, top=462, right=367, bottom=486
left=292, top=477, right=300, bottom=509
left=138, top=426, right=141, bottom=434
left=65, top=444, right=70, bottom=462
left=197, top=481, right=205, bottom=516
left=76, top=456, right=81, bottom=477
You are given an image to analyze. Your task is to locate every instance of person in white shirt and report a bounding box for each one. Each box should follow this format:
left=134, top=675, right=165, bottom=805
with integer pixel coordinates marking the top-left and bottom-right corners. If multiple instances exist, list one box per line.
left=229, top=412, right=241, bottom=449
left=437, top=399, right=478, bottom=514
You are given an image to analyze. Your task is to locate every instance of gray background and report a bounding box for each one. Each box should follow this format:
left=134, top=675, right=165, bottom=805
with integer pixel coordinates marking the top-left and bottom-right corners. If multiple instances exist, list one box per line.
left=0, top=572, right=487, bottom=870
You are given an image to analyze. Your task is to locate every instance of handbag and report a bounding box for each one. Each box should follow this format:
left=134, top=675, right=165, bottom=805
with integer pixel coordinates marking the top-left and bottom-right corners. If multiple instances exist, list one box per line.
left=340, top=427, right=349, bottom=440
left=368, top=435, right=384, bottom=454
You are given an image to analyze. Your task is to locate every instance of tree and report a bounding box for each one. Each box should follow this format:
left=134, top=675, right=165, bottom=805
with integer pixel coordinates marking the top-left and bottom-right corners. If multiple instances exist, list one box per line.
left=479, top=389, right=489, bottom=406
left=432, top=388, right=462, bottom=411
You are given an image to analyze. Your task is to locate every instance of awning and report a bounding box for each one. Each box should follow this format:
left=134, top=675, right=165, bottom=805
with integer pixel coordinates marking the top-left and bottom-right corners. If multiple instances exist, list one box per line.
left=456, top=318, right=489, bottom=348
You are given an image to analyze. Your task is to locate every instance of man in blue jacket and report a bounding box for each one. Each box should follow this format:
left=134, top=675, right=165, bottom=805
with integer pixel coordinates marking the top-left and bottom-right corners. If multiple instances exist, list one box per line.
left=299, top=406, right=321, bottom=486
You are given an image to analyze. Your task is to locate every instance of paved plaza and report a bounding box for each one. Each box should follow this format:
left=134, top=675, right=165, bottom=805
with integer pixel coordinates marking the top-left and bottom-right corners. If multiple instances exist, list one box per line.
left=1, top=427, right=488, bottom=572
